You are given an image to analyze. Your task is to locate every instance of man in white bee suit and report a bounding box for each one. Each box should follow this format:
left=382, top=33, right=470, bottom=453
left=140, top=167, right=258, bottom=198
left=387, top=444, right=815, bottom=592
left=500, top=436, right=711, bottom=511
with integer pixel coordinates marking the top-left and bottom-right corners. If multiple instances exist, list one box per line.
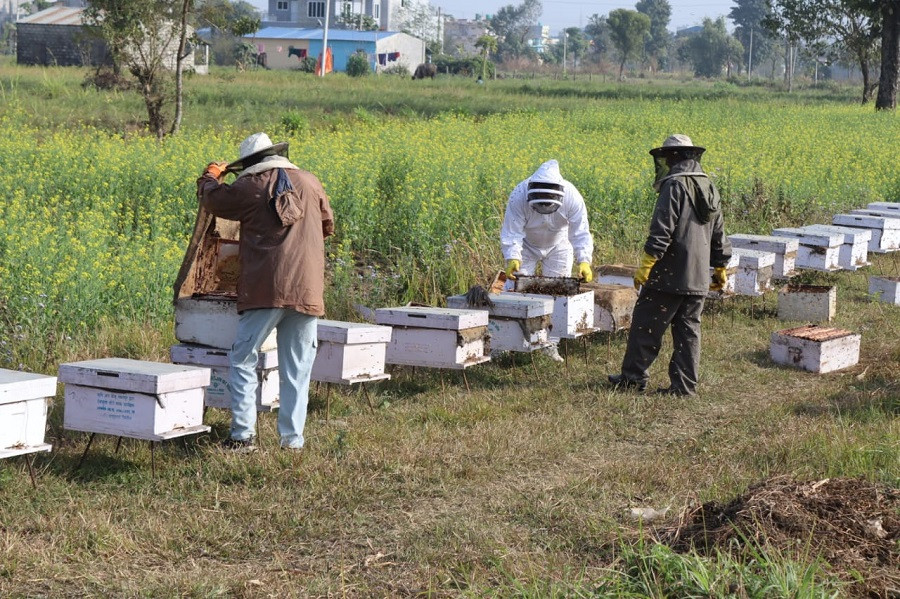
left=500, top=159, right=594, bottom=362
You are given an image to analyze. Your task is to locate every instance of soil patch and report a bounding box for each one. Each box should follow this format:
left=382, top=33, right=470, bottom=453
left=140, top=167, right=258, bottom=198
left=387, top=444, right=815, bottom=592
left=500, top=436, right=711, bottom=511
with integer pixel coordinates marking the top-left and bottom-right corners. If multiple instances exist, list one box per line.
left=652, top=476, right=899, bottom=598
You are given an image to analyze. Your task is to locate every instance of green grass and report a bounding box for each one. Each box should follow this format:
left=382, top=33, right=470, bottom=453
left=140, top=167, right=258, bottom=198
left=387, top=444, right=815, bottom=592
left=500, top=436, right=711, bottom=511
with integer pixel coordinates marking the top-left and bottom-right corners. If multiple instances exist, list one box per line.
left=0, top=57, right=897, bottom=596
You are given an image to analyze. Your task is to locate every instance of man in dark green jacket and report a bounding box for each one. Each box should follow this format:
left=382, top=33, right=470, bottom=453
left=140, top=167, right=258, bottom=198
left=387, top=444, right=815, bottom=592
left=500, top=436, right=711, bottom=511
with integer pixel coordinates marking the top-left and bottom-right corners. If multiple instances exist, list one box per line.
left=608, top=134, right=731, bottom=396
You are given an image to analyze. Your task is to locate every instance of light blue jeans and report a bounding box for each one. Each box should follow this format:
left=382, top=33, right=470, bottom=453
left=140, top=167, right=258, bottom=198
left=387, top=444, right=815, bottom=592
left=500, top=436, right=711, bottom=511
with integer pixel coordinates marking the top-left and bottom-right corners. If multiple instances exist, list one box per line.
left=229, top=308, right=317, bottom=448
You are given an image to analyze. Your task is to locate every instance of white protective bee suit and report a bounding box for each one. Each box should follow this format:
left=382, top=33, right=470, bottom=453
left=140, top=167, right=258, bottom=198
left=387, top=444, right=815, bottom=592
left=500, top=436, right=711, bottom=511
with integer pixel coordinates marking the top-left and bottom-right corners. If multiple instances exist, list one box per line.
left=500, top=160, right=593, bottom=279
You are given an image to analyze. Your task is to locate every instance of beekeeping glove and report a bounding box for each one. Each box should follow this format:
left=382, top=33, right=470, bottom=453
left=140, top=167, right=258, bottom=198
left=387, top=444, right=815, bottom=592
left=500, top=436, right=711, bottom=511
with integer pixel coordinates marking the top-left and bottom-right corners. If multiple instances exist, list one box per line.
left=709, top=266, right=728, bottom=291
left=203, top=161, right=229, bottom=181
left=506, top=259, right=521, bottom=280
left=578, top=262, right=593, bottom=282
left=633, top=252, right=657, bottom=290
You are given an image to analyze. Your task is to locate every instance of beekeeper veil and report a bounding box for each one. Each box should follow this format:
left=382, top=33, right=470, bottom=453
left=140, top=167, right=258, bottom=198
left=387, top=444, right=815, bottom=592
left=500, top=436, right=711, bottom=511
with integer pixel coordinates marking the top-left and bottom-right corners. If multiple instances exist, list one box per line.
left=527, top=160, right=565, bottom=215
left=649, top=134, right=706, bottom=192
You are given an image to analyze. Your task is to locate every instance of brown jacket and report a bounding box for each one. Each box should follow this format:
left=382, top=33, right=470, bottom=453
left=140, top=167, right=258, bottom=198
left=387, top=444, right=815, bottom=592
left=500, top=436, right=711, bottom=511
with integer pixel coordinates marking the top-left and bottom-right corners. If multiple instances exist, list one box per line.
left=198, top=167, right=334, bottom=315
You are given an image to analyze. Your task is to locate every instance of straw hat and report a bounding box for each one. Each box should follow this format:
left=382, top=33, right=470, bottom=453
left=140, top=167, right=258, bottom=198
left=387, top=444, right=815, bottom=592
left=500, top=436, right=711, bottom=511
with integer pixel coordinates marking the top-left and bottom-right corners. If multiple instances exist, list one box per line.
left=226, top=132, right=289, bottom=172
left=649, top=134, right=705, bottom=157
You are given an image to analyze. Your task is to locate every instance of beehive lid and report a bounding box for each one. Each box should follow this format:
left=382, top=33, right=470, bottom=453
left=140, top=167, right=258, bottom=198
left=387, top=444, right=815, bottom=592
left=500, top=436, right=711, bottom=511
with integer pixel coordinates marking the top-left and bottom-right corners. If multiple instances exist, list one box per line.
left=447, top=293, right=554, bottom=319
left=803, top=224, right=872, bottom=243
left=58, top=358, right=211, bottom=395
left=0, top=369, right=57, bottom=404
left=771, top=227, right=843, bottom=247
left=595, top=264, right=637, bottom=277
left=732, top=247, right=776, bottom=268
left=169, top=344, right=278, bottom=369
left=318, top=320, right=393, bottom=344
left=728, top=234, right=799, bottom=253
left=375, top=306, right=488, bottom=330
left=867, top=201, right=900, bottom=212
left=847, top=210, right=900, bottom=229
left=776, top=325, right=855, bottom=342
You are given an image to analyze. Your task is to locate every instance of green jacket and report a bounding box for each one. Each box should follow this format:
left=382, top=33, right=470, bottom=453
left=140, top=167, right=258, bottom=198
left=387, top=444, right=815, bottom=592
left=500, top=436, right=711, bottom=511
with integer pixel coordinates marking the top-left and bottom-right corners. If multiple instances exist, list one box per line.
left=643, top=159, right=731, bottom=295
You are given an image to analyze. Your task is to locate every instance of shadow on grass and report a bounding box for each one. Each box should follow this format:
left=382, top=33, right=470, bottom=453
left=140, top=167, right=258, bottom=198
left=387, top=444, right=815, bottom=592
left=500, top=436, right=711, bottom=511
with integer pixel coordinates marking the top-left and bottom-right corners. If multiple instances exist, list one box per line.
left=792, top=376, right=900, bottom=420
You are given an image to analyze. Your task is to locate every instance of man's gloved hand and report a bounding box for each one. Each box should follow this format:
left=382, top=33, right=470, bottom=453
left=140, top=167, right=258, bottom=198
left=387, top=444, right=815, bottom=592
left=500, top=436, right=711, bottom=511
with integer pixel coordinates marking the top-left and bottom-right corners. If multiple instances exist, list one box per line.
left=633, top=252, right=658, bottom=290
left=203, top=161, right=229, bottom=181
left=578, top=262, right=593, bottom=282
left=506, top=259, right=521, bottom=280
left=709, top=266, right=728, bottom=291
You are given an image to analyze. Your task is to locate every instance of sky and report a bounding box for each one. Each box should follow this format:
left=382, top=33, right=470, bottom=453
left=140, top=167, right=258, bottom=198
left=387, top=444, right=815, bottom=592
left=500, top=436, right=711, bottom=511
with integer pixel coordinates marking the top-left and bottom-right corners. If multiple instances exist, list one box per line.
left=249, top=0, right=736, bottom=35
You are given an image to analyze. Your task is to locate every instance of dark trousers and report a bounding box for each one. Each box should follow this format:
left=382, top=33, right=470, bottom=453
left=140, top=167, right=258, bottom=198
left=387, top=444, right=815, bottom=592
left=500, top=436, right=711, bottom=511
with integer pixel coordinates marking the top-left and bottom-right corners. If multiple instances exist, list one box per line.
left=620, top=288, right=705, bottom=395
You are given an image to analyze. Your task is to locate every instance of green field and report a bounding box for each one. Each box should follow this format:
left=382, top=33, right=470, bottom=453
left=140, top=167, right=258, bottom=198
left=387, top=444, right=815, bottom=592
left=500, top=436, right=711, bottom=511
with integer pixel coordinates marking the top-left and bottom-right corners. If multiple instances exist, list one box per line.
left=0, top=59, right=897, bottom=596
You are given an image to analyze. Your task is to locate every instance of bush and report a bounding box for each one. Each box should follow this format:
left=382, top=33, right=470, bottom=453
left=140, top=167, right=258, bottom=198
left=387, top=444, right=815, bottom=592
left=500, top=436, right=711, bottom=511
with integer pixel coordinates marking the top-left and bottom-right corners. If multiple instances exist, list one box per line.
left=280, top=111, right=308, bottom=135
left=296, top=56, right=317, bottom=73
left=346, top=51, right=371, bottom=77
left=432, top=55, right=494, bottom=78
left=381, top=63, right=410, bottom=77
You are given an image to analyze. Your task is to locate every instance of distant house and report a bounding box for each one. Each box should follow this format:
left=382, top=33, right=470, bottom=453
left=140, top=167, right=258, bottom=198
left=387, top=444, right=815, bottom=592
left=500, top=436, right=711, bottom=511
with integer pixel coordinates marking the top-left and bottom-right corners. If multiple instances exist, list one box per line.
left=443, top=17, right=489, bottom=57
left=526, top=24, right=550, bottom=54
left=262, top=0, right=396, bottom=32
left=16, top=4, right=208, bottom=73
left=245, top=27, right=424, bottom=73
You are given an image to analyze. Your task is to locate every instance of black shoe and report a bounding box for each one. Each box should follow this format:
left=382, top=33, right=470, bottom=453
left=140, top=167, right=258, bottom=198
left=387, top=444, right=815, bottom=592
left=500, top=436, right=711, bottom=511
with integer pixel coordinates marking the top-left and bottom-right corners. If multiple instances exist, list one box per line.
left=655, top=386, right=688, bottom=396
left=221, top=437, right=257, bottom=453
left=607, top=374, right=647, bottom=392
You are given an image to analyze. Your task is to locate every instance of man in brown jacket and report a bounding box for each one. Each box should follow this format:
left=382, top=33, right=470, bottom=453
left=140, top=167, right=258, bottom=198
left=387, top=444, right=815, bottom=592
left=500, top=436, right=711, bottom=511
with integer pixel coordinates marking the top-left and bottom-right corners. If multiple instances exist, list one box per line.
left=198, top=133, right=334, bottom=451
left=608, top=134, right=731, bottom=396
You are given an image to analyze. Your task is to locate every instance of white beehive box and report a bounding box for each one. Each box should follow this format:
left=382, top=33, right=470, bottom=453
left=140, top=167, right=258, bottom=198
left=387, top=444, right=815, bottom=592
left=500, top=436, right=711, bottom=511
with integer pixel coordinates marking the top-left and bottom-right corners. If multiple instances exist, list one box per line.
left=0, top=369, right=56, bottom=455
left=867, top=202, right=900, bottom=214
left=834, top=213, right=900, bottom=253
left=770, top=325, right=860, bottom=373
left=447, top=293, right=553, bottom=352
left=312, top=320, right=393, bottom=384
left=375, top=307, right=490, bottom=369
left=771, top=227, right=842, bottom=271
left=174, top=297, right=277, bottom=352
left=594, top=264, right=637, bottom=287
left=732, top=248, right=776, bottom=296
left=510, top=290, right=594, bottom=339
left=59, top=358, right=210, bottom=440
left=170, top=344, right=279, bottom=411
left=868, top=276, right=900, bottom=305
left=803, top=225, right=870, bottom=270
left=777, top=285, right=836, bottom=322
left=579, top=283, right=638, bottom=332
left=728, top=234, right=799, bottom=278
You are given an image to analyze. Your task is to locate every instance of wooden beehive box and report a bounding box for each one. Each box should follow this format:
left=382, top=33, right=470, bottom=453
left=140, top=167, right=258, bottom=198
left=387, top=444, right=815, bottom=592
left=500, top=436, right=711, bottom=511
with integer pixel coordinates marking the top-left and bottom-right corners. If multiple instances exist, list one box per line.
left=777, top=285, right=836, bottom=322
left=447, top=293, right=553, bottom=352
left=727, top=234, right=799, bottom=278
left=771, top=227, right=843, bottom=271
left=59, top=358, right=211, bottom=440
left=0, top=369, right=56, bottom=455
left=375, top=307, right=490, bottom=369
left=803, top=225, right=870, bottom=270
left=170, top=344, right=279, bottom=411
left=868, top=276, right=900, bottom=305
left=594, top=264, right=637, bottom=287
left=579, top=283, right=637, bottom=332
left=866, top=201, right=900, bottom=214
left=770, top=325, right=860, bottom=373
left=172, top=204, right=276, bottom=351
left=312, top=320, right=393, bottom=384
left=732, top=248, right=776, bottom=296
left=833, top=213, right=900, bottom=253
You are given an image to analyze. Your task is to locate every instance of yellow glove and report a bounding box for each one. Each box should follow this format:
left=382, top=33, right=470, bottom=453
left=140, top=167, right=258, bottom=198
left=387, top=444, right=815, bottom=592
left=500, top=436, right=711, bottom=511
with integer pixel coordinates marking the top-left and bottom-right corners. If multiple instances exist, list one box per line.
left=578, top=262, right=593, bottom=282
left=506, top=259, right=521, bottom=280
left=203, top=161, right=229, bottom=181
left=709, top=266, right=728, bottom=291
left=633, top=252, right=657, bottom=290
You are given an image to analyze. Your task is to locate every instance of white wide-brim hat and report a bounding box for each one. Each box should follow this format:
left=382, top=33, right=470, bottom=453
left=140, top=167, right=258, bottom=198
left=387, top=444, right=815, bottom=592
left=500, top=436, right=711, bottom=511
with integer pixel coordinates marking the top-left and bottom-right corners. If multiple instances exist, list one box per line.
left=226, top=132, right=289, bottom=172
left=649, top=133, right=705, bottom=157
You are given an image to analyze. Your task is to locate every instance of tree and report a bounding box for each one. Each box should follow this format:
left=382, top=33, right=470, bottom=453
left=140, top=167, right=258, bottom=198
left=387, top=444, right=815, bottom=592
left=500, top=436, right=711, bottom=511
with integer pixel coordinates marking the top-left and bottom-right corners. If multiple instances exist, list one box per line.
left=336, top=5, right=379, bottom=30
left=683, top=17, right=744, bottom=77
left=607, top=8, right=650, bottom=80
left=474, top=34, right=498, bottom=80
left=84, top=0, right=195, bottom=139
left=395, top=0, right=441, bottom=47
left=547, top=27, right=588, bottom=71
left=584, top=13, right=611, bottom=60
left=635, top=0, right=671, bottom=70
left=729, top=0, right=776, bottom=77
left=488, top=0, right=542, bottom=60
left=875, top=0, right=899, bottom=110
left=346, top=50, right=371, bottom=76
left=195, top=0, right=259, bottom=35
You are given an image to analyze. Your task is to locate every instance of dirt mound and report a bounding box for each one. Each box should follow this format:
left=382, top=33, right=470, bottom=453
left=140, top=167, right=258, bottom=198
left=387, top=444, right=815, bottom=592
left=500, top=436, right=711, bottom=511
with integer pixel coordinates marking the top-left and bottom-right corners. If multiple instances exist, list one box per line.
left=652, top=476, right=899, bottom=598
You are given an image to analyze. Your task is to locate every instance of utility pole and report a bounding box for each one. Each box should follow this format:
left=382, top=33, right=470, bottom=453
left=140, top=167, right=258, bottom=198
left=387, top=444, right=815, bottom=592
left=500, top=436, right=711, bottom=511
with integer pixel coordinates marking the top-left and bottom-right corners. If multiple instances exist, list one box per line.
left=563, top=31, right=567, bottom=78
left=320, top=0, right=330, bottom=77
left=437, top=6, right=442, bottom=55
left=748, top=26, right=753, bottom=80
